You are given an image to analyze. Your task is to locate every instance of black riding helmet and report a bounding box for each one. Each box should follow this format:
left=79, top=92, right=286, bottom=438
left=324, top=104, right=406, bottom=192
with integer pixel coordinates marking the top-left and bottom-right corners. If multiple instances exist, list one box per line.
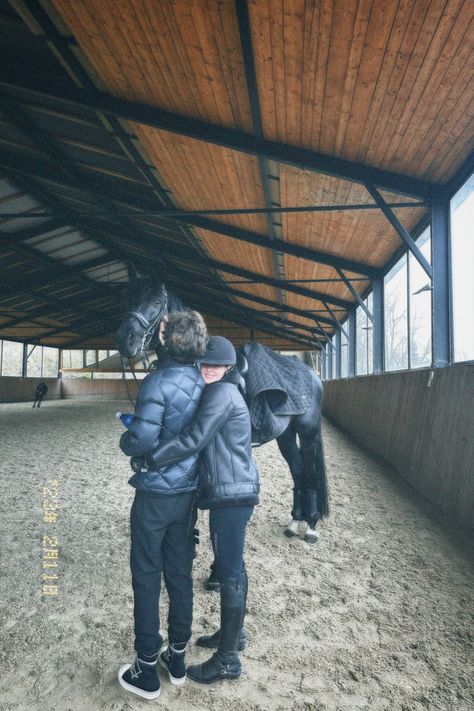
left=199, top=336, right=236, bottom=365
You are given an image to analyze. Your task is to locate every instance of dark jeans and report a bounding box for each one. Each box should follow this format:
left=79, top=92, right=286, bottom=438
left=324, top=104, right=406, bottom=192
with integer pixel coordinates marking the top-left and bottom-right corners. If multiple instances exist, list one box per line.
left=130, top=490, right=196, bottom=659
left=209, top=505, right=254, bottom=583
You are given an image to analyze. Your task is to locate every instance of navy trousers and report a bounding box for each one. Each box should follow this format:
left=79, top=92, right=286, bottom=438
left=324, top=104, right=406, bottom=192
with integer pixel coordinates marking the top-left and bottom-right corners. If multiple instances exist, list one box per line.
left=130, top=490, right=196, bottom=659
left=209, top=505, right=254, bottom=582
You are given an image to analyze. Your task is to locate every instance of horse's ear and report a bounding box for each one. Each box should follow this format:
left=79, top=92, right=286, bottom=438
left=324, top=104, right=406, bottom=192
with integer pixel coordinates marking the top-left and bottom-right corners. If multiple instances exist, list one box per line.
left=127, top=262, right=144, bottom=283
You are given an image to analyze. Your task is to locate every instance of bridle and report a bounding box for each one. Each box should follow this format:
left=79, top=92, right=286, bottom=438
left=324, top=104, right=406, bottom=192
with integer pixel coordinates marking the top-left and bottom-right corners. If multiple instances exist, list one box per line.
left=127, top=305, right=167, bottom=356
left=120, top=289, right=169, bottom=401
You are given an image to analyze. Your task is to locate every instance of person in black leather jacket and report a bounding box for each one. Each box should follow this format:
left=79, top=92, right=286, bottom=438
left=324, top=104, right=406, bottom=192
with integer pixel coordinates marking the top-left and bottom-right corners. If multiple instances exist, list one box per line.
left=146, top=336, right=260, bottom=685
left=118, top=310, right=207, bottom=700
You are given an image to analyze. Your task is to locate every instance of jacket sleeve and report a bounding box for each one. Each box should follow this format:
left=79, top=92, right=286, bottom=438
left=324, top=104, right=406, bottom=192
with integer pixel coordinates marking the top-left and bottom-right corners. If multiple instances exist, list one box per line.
left=119, top=375, right=165, bottom=457
left=146, top=384, right=232, bottom=468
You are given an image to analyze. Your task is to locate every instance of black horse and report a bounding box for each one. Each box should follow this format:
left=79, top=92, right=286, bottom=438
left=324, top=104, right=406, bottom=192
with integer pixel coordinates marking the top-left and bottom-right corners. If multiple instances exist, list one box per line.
left=116, top=268, right=328, bottom=543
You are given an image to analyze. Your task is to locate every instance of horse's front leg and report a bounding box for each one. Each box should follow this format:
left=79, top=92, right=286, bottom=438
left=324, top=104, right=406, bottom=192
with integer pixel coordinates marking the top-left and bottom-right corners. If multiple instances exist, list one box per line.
left=276, top=426, right=307, bottom=538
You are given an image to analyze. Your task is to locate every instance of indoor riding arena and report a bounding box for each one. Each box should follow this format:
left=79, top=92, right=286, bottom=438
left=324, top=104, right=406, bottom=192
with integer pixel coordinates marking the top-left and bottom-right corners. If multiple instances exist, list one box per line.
left=0, top=2, right=473, bottom=711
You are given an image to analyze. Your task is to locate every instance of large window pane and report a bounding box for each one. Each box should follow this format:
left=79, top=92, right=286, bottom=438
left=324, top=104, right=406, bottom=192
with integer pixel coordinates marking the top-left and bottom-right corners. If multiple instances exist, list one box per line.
left=331, top=336, right=336, bottom=378
left=367, top=293, right=373, bottom=374
left=451, top=174, right=474, bottom=362
left=356, top=305, right=367, bottom=374
left=62, top=349, right=85, bottom=377
left=384, top=255, right=408, bottom=371
left=1, top=341, right=23, bottom=376
left=27, top=345, right=42, bottom=377
left=43, top=348, right=59, bottom=377
left=409, top=228, right=432, bottom=368
left=85, top=350, right=97, bottom=365
left=341, top=329, right=348, bottom=377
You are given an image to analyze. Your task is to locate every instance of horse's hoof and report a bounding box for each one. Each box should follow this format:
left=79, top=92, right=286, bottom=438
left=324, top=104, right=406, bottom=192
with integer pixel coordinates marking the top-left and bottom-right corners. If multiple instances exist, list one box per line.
left=304, top=530, right=319, bottom=544
left=284, top=527, right=299, bottom=538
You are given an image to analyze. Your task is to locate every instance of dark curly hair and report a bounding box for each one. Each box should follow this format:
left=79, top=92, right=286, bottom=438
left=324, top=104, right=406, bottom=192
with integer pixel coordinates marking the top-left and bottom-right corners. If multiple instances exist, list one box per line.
left=163, top=310, right=208, bottom=362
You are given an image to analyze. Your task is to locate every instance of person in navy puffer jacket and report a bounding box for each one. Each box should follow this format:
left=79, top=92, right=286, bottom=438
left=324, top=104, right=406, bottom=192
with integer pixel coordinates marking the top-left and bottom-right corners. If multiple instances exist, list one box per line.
left=118, top=310, right=207, bottom=701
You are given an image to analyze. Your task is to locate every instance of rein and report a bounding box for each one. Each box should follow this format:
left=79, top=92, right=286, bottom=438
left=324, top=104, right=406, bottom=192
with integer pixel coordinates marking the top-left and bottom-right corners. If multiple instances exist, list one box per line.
left=119, top=294, right=168, bottom=403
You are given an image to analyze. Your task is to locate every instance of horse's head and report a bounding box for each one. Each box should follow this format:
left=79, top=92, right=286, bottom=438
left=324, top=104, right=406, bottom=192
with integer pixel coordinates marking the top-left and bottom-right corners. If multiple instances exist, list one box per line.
left=117, top=265, right=168, bottom=359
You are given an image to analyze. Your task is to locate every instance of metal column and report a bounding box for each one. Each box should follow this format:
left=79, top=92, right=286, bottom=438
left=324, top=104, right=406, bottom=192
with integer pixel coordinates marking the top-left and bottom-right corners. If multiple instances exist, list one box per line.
left=431, top=198, right=451, bottom=367
left=22, top=343, right=28, bottom=378
left=372, top=276, right=384, bottom=373
left=327, top=342, right=333, bottom=380
left=335, top=329, right=341, bottom=379
left=321, top=345, right=327, bottom=380
left=348, top=310, right=357, bottom=377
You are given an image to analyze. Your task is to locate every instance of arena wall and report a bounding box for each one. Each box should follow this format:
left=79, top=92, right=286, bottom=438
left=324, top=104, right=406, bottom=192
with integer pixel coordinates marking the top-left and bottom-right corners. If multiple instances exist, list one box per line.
left=0, top=376, right=62, bottom=403
left=322, top=363, right=474, bottom=531
left=0, top=377, right=138, bottom=402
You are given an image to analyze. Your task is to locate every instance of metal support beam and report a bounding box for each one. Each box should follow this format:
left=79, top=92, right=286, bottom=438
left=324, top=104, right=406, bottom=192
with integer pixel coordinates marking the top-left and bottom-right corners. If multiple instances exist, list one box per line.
left=348, top=310, right=357, bottom=377
left=372, top=275, right=384, bottom=373
left=365, top=184, right=432, bottom=279
left=335, top=329, right=341, bottom=379
left=0, top=145, right=377, bottom=276
left=431, top=198, right=451, bottom=367
left=21, top=341, right=27, bottom=377
left=322, top=300, right=348, bottom=337
left=235, top=0, right=286, bottom=310
left=0, top=68, right=440, bottom=200
left=169, top=213, right=376, bottom=276
left=335, top=267, right=373, bottom=320
left=0, top=201, right=428, bottom=218
left=226, top=286, right=336, bottom=327
left=320, top=346, right=326, bottom=380
left=327, top=342, right=333, bottom=380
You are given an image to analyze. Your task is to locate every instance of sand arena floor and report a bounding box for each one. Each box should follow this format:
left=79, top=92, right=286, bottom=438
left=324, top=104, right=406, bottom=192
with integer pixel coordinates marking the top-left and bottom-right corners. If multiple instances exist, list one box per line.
left=0, top=398, right=473, bottom=711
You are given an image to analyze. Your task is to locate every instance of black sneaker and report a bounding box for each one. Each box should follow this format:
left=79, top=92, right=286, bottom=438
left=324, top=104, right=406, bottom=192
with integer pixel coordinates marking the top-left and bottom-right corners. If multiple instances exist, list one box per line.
left=118, top=657, right=161, bottom=699
left=159, top=644, right=187, bottom=685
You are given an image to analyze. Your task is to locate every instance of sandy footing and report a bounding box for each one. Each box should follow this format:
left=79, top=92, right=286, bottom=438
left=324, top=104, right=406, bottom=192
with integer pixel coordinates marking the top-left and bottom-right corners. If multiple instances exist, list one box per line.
left=0, top=399, right=473, bottom=711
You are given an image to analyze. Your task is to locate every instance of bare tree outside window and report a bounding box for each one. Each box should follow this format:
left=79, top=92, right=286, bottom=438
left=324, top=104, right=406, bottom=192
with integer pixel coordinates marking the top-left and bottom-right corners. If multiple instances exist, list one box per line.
left=451, top=174, right=474, bottom=362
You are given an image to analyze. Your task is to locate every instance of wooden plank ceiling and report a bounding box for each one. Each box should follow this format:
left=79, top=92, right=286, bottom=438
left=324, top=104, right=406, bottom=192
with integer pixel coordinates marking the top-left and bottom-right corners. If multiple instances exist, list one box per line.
left=0, top=0, right=472, bottom=350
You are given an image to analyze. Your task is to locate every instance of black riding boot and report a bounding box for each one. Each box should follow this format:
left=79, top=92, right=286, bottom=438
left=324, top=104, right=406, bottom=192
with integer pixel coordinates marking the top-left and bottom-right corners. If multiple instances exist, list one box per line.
left=197, top=567, right=248, bottom=651
left=187, top=576, right=245, bottom=684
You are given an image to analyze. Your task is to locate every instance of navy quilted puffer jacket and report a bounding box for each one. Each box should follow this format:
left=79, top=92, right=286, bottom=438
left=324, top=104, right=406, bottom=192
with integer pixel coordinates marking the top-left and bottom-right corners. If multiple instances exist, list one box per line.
left=119, top=357, right=205, bottom=495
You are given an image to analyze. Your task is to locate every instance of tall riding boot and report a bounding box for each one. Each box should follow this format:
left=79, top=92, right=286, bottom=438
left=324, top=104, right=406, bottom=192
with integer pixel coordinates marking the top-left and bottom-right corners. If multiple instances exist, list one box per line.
left=197, top=568, right=248, bottom=651
left=187, top=577, right=244, bottom=684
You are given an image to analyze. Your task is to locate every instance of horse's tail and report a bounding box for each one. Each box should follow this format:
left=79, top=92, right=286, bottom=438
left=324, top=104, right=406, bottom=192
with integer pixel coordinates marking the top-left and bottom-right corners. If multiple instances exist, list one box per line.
left=314, top=421, right=329, bottom=518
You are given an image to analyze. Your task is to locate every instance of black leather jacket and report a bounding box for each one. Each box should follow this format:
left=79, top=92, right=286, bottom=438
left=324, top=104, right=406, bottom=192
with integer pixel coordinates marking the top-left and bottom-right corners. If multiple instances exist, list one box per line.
left=120, top=357, right=205, bottom=495
left=146, top=369, right=259, bottom=509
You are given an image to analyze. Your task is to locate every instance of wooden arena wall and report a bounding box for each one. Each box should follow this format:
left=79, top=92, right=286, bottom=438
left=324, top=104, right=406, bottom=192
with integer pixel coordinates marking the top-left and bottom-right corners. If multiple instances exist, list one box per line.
left=0, top=377, right=135, bottom=403
left=323, top=363, right=474, bottom=532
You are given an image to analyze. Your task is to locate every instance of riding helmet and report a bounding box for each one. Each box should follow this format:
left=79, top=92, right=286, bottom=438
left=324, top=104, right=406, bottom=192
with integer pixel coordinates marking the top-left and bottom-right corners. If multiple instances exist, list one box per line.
left=199, top=336, right=236, bottom=365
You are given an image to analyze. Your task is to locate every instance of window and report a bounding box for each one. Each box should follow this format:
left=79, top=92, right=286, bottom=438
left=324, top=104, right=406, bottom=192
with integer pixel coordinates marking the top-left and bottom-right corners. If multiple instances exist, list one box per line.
left=384, top=255, right=408, bottom=371
left=62, top=349, right=88, bottom=378
left=1, top=341, right=23, bottom=376
left=450, top=174, right=474, bottom=362
left=356, top=294, right=373, bottom=375
left=341, top=328, right=348, bottom=377
left=331, top=336, right=336, bottom=379
left=26, top=345, right=42, bottom=377
left=43, top=348, right=59, bottom=377
left=409, top=228, right=432, bottom=368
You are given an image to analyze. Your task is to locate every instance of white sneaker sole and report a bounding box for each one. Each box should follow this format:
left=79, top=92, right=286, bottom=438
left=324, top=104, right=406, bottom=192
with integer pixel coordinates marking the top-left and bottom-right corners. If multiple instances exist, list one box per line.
left=118, top=664, right=161, bottom=699
left=158, top=651, right=187, bottom=685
